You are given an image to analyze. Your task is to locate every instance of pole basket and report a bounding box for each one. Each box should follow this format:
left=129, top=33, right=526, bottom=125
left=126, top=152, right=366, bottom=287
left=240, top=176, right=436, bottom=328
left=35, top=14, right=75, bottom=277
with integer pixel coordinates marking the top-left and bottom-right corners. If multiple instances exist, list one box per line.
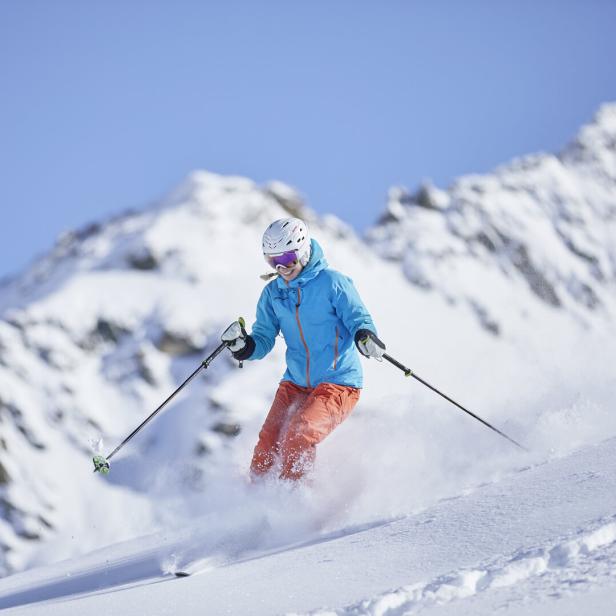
left=93, top=455, right=111, bottom=475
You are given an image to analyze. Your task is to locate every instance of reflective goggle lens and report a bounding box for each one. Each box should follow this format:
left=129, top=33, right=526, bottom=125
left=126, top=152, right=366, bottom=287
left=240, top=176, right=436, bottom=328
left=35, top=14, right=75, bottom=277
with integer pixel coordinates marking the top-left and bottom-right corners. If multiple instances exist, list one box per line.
left=265, top=250, right=298, bottom=269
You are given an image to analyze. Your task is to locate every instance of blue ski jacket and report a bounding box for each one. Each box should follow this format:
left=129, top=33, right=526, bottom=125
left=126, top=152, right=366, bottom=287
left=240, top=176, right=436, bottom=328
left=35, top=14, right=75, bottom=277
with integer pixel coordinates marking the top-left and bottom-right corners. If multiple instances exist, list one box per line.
left=246, top=239, right=377, bottom=389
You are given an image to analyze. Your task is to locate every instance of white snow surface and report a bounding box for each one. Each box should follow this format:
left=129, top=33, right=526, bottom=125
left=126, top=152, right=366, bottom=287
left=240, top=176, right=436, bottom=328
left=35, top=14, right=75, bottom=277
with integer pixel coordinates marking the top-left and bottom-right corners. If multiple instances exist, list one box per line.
left=0, top=104, right=615, bottom=613
left=1, top=437, right=616, bottom=614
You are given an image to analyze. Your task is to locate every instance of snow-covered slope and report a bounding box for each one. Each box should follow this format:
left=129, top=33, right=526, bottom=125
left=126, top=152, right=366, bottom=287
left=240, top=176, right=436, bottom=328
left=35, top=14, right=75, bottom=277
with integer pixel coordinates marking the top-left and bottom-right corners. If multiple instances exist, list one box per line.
left=0, top=176, right=350, bottom=572
left=1, top=435, right=615, bottom=615
left=0, top=173, right=498, bottom=574
left=0, top=104, right=615, bottom=616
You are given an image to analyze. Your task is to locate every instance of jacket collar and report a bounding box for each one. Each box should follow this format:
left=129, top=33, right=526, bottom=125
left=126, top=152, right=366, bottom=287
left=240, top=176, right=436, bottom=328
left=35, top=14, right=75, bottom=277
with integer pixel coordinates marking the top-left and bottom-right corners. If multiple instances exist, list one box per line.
left=275, top=239, right=328, bottom=289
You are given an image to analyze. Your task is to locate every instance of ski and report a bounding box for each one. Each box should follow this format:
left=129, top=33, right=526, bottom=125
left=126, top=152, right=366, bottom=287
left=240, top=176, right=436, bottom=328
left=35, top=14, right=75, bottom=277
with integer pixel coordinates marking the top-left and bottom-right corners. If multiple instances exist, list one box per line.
left=171, top=555, right=212, bottom=578
left=170, top=514, right=273, bottom=579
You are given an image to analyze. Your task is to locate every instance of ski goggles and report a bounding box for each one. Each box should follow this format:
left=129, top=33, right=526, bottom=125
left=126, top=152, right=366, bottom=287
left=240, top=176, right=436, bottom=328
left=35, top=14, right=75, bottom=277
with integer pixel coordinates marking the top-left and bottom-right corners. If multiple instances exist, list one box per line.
left=265, top=250, right=299, bottom=269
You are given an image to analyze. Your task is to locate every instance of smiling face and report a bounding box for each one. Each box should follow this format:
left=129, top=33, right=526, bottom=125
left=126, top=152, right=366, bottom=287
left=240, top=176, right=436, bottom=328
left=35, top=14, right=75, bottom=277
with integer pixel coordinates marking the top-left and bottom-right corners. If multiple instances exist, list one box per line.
left=277, top=261, right=303, bottom=282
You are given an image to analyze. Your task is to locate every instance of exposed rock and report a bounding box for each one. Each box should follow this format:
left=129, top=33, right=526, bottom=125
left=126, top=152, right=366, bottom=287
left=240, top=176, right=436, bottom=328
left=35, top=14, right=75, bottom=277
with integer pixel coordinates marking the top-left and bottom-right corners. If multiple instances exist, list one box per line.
left=0, top=460, right=10, bottom=485
left=263, top=181, right=309, bottom=220
left=95, top=318, right=131, bottom=344
left=156, top=331, right=202, bottom=357
left=211, top=422, right=241, bottom=437
left=127, top=247, right=159, bottom=271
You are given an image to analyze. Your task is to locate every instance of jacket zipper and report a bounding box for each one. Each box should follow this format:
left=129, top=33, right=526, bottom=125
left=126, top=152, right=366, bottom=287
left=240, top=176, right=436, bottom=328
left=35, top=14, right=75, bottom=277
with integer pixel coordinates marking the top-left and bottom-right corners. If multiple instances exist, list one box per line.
left=333, top=326, right=339, bottom=370
left=295, top=287, right=311, bottom=388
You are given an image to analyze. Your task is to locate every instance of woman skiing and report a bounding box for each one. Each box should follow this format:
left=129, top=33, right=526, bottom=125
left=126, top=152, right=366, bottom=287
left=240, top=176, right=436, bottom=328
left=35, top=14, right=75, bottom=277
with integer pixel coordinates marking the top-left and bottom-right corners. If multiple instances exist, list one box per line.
left=222, top=217, right=386, bottom=481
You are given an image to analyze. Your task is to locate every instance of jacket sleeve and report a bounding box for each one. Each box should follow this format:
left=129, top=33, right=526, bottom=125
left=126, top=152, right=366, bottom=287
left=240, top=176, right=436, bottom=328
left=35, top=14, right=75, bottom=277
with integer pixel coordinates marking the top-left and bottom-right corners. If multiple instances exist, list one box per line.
left=332, top=274, right=377, bottom=338
left=248, top=285, right=280, bottom=360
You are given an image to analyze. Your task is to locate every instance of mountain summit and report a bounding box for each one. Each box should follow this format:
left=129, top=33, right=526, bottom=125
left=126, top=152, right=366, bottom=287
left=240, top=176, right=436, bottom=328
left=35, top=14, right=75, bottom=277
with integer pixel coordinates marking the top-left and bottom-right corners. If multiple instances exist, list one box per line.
left=367, top=103, right=616, bottom=336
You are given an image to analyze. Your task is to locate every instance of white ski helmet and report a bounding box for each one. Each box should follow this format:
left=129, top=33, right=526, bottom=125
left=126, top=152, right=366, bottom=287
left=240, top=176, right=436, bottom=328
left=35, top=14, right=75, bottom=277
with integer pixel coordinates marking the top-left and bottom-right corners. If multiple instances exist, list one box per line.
left=262, top=217, right=311, bottom=267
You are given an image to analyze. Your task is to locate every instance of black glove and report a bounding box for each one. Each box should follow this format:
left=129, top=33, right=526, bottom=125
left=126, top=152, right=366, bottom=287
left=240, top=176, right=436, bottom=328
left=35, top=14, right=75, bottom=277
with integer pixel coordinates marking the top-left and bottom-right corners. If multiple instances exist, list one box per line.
left=355, top=329, right=386, bottom=359
left=221, top=320, right=255, bottom=360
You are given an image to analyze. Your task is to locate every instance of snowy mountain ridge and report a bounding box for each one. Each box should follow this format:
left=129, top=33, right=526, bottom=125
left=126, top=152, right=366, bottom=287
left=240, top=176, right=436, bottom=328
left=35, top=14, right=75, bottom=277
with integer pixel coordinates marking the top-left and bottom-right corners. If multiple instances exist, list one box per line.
left=0, top=173, right=418, bottom=575
left=0, top=175, right=323, bottom=573
left=367, top=103, right=616, bottom=337
left=0, top=103, right=615, bottom=599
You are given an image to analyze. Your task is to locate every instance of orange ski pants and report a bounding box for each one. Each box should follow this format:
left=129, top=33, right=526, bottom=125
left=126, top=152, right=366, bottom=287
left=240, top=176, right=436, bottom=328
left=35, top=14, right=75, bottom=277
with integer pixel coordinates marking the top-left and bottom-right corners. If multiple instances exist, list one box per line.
left=250, top=381, right=361, bottom=481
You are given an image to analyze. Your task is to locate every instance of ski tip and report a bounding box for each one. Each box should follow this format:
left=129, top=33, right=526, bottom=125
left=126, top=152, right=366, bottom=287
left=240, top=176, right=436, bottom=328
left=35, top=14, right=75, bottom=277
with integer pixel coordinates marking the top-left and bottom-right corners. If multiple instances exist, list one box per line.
left=174, top=571, right=191, bottom=578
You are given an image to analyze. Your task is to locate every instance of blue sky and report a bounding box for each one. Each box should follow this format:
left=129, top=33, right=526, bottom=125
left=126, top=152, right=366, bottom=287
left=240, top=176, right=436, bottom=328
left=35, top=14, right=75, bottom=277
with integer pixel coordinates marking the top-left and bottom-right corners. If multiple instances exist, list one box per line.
left=1, top=1, right=615, bottom=279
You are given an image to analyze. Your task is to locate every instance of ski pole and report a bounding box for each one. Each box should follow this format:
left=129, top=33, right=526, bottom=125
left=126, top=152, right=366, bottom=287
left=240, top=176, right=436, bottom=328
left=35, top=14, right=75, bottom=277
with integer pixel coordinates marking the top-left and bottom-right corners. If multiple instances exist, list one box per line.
left=383, top=353, right=527, bottom=452
left=93, top=319, right=244, bottom=474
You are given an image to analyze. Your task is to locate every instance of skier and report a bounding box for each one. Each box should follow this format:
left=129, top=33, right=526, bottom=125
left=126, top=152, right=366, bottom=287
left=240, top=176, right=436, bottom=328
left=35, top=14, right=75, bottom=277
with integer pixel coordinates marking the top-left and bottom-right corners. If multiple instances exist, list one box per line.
left=222, top=217, right=386, bottom=481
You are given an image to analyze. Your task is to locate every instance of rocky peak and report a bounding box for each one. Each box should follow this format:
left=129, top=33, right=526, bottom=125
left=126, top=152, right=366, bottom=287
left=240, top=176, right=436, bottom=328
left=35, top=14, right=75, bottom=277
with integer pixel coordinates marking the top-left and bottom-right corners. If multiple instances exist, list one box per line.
left=367, top=104, right=616, bottom=336
left=560, top=103, right=616, bottom=182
